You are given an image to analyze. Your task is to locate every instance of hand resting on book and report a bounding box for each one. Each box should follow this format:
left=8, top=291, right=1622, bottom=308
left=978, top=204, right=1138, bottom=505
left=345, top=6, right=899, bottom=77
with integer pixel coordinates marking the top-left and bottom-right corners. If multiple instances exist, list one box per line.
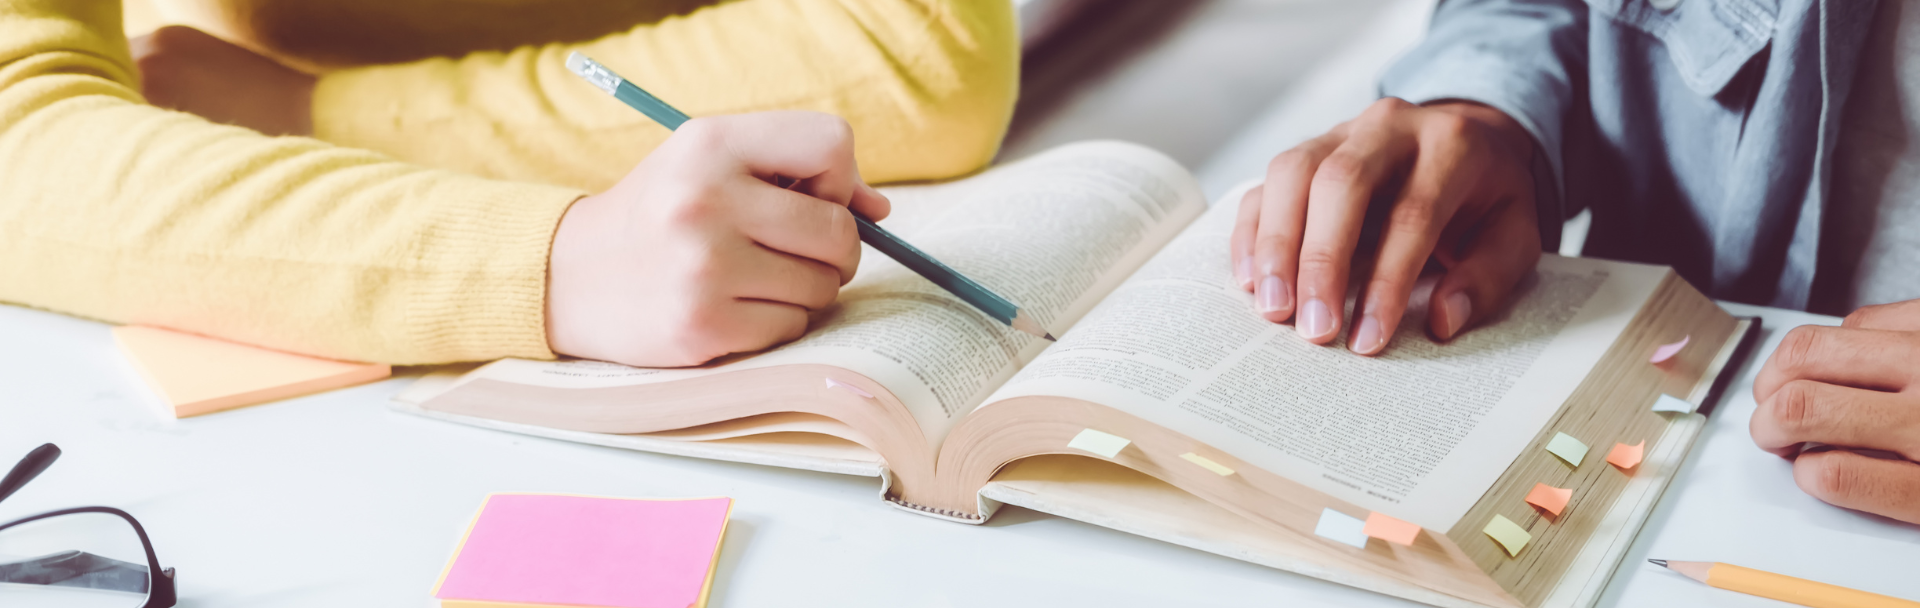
left=545, top=112, right=890, bottom=368
left=1750, top=297, right=1920, bottom=525
left=1230, top=98, right=1542, bottom=356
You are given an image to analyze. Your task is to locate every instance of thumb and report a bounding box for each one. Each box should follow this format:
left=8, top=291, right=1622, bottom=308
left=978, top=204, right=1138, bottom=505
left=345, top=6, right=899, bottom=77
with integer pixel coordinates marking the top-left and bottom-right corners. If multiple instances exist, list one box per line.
left=1428, top=202, right=1542, bottom=341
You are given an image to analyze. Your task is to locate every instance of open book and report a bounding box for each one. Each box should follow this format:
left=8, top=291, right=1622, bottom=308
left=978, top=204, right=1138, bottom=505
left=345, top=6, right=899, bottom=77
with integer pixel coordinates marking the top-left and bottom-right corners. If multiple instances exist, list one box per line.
left=397, top=142, right=1757, bottom=608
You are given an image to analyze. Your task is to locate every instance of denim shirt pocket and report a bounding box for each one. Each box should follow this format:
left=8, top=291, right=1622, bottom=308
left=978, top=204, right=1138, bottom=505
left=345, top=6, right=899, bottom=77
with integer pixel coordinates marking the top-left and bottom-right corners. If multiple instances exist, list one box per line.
left=1584, top=0, right=1778, bottom=96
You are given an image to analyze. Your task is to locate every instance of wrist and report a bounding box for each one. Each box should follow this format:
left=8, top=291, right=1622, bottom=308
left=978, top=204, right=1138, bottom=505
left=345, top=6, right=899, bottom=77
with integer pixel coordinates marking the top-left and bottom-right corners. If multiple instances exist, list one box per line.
left=1423, top=100, right=1534, bottom=159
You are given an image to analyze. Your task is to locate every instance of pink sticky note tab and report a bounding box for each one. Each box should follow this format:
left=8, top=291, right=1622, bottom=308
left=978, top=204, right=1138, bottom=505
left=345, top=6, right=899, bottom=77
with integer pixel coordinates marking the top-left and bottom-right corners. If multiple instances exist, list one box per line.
left=825, top=378, right=874, bottom=399
left=435, top=494, right=732, bottom=608
left=1363, top=512, right=1422, bottom=546
left=1650, top=335, right=1690, bottom=364
left=1607, top=441, right=1646, bottom=471
left=1525, top=483, right=1573, bottom=517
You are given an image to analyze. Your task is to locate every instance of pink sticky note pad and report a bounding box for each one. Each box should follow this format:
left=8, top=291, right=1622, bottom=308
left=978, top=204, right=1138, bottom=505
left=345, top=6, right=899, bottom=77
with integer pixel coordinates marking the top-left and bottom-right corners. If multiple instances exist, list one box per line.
left=1607, top=441, right=1646, bottom=471
left=1363, top=512, right=1422, bottom=546
left=1650, top=335, right=1690, bottom=364
left=1525, top=483, right=1573, bottom=517
left=435, top=494, right=733, bottom=608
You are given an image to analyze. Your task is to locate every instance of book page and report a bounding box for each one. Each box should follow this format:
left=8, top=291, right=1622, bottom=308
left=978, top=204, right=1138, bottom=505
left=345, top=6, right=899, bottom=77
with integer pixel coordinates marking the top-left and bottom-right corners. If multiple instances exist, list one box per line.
left=450, top=142, right=1207, bottom=446
left=982, top=184, right=1665, bottom=530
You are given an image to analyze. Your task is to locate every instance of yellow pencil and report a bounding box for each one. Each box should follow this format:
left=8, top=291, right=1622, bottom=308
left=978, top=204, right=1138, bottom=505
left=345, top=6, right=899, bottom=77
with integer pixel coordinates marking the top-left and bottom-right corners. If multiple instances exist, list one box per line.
left=1650, top=560, right=1920, bottom=608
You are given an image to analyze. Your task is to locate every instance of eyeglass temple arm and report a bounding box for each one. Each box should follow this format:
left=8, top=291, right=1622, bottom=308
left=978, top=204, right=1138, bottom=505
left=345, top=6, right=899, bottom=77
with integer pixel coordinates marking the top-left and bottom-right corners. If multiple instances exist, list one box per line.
left=0, top=443, right=59, bottom=505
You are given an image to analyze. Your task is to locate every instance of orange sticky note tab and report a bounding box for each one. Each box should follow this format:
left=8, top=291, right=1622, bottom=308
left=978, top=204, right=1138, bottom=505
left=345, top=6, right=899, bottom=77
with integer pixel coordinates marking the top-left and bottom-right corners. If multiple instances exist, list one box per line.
left=1607, top=441, right=1646, bottom=471
left=1363, top=512, right=1421, bottom=545
left=114, top=326, right=390, bottom=417
left=1525, top=483, right=1573, bottom=516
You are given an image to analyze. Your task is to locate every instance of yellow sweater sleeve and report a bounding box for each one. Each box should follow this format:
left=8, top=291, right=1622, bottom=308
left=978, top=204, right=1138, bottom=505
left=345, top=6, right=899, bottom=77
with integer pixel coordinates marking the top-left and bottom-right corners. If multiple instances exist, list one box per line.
left=306, top=0, right=1017, bottom=192
left=0, top=0, right=586, bottom=364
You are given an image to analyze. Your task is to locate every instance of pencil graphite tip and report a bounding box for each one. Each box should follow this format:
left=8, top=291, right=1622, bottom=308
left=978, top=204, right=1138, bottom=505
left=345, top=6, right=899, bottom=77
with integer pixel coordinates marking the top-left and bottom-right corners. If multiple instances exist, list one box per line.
left=1647, top=559, right=1668, bottom=568
left=1044, top=333, right=1057, bottom=342
left=1010, top=309, right=1054, bottom=342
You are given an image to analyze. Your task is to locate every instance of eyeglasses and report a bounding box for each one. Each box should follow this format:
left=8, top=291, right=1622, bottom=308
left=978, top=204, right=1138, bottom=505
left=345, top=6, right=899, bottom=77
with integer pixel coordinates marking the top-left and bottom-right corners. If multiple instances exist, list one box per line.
left=0, top=444, right=176, bottom=607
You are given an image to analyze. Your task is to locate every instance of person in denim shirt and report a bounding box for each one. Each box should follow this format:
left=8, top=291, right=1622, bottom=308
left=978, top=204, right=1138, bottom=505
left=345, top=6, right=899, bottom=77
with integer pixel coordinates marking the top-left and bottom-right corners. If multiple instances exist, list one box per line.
left=1225, top=0, right=1919, bottom=524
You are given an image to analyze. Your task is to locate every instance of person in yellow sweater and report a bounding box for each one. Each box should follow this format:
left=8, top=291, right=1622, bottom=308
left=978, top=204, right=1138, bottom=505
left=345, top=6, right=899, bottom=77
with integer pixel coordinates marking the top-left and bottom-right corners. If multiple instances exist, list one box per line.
left=0, top=0, right=1016, bottom=367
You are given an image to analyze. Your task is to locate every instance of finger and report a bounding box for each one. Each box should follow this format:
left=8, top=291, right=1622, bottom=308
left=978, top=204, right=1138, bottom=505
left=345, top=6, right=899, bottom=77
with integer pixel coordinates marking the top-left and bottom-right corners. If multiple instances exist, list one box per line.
left=725, top=243, right=844, bottom=310
left=1792, top=449, right=1920, bottom=525
left=851, top=182, right=891, bottom=221
left=1751, top=379, right=1920, bottom=460
left=1426, top=196, right=1541, bottom=341
left=1842, top=299, right=1920, bottom=331
left=699, top=299, right=812, bottom=357
left=1349, top=121, right=1473, bottom=355
left=1295, top=109, right=1417, bottom=343
left=1252, top=133, right=1342, bottom=326
left=733, top=183, right=863, bottom=283
left=684, top=111, right=862, bottom=206
left=1754, top=325, right=1916, bottom=402
left=1231, top=185, right=1264, bottom=291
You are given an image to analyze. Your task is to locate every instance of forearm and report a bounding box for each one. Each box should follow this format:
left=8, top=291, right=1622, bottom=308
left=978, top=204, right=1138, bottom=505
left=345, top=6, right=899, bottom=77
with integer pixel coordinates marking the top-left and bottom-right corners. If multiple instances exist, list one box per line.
left=309, top=0, right=1018, bottom=191
left=0, top=0, right=586, bottom=364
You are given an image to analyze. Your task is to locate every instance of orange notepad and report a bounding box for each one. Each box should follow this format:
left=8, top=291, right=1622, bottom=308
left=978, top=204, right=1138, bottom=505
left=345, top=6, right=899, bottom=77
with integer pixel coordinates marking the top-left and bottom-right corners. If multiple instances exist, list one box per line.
left=113, top=326, right=390, bottom=417
left=433, top=494, right=734, bottom=608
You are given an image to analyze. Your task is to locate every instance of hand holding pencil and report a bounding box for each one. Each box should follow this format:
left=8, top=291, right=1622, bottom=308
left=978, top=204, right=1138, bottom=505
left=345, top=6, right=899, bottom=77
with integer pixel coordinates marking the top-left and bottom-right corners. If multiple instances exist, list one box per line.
left=545, top=111, right=891, bottom=367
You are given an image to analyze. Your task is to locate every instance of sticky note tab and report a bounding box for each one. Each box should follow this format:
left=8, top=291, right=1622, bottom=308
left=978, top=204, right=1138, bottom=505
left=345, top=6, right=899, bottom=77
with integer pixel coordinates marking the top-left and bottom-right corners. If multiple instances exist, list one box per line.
left=1650, top=335, right=1690, bottom=364
left=1363, top=512, right=1421, bottom=546
left=1607, top=441, right=1646, bottom=471
left=1068, top=429, right=1131, bottom=458
left=1314, top=508, right=1369, bottom=549
left=824, top=378, right=874, bottom=399
left=1525, top=483, right=1573, bottom=516
left=1178, top=452, right=1235, bottom=476
left=114, top=325, right=390, bottom=418
left=1545, top=432, right=1589, bottom=467
left=1483, top=514, right=1531, bottom=556
left=435, top=494, right=733, bottom=608
left=1651, top=394, right=1696, bottom=414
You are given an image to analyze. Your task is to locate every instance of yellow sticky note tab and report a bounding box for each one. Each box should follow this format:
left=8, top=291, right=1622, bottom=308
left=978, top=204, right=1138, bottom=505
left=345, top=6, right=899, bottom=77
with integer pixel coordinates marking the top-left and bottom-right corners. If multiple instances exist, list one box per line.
left=1524, top=483, right=1572, bottom=516
left=1545, top=432, right=1589, bottom=467
left=1179, top=453, right=1235, bottom=476
left=1607, top=441, right=1646, bottom=471
left=1363, top=512, right=1421, bottom=546
left=1483, top=514, right=1531, bottom=556
left=1067, top=429, right=1131, bottom=458
left=114, top=325, right=390, bottom=418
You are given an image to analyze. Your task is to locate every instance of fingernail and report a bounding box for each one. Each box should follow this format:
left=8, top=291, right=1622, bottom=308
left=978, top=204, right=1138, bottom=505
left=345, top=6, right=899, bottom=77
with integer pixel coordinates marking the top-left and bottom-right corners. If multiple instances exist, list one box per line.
left=1351, top=315, right=1385, bottom=354
left=1298, top=298, right=1334, bottom=339
left=1235, top=256, right=1254, bottom=288
left=1256, top=275, right=1291, bottom=312
left=1443, top=291, right=1472, bottom=339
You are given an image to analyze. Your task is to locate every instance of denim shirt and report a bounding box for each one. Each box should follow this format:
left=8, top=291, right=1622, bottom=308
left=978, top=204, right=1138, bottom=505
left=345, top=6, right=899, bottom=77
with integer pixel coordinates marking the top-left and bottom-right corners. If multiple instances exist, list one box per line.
left=1381, top=0, right=1878, bottom=309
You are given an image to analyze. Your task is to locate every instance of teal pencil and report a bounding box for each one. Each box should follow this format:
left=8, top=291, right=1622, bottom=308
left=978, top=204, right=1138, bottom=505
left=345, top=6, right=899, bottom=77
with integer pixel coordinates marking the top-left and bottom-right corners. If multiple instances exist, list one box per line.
left=564, top=52, right=1055, bottom=341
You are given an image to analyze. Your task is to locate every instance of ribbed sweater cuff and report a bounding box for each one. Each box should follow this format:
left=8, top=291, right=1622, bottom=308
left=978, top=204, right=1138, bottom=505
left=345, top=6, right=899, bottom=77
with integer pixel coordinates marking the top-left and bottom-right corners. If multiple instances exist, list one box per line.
left=406, top=178, right=584, bottom=363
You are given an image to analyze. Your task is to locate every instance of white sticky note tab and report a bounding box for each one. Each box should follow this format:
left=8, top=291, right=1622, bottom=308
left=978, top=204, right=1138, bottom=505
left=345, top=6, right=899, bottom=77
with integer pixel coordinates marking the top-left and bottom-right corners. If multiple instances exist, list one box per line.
left=1067, top=429, right=1131, bottom=458
left=1545, top=432, right=1589, bottom=467
left=1651, top=394, right=1696, bottom=414
left=1314, top=508, right=1369, bottom=549
left=823, top=378, right=874, bottom=399
left=1179, top=453, right=1235, bottom=476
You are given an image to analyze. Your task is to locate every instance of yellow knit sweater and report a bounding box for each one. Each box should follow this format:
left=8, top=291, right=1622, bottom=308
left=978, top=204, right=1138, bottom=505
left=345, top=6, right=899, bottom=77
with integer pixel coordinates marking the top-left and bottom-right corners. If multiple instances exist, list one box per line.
left=0, top=0, right=1016, bottom=364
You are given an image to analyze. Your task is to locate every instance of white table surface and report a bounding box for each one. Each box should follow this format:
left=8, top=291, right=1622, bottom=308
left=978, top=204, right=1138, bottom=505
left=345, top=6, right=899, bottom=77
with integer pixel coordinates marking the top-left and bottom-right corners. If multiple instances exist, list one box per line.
left=2, top=301, right=1916, bottom=607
